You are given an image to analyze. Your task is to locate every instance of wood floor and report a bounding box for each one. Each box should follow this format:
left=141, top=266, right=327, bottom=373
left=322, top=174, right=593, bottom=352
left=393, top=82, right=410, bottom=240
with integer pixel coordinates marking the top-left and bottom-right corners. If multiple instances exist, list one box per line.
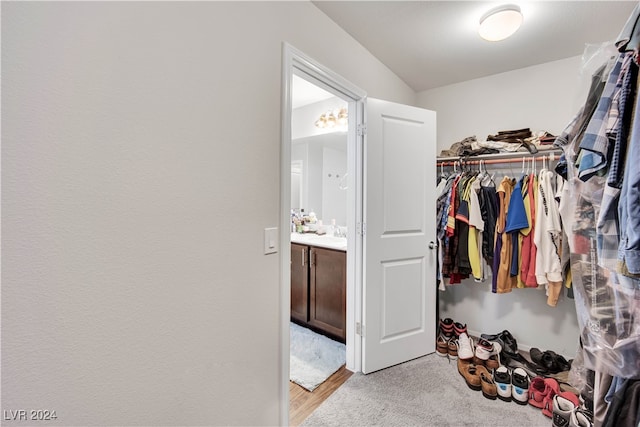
left=289, top=365, right=353, bottom=426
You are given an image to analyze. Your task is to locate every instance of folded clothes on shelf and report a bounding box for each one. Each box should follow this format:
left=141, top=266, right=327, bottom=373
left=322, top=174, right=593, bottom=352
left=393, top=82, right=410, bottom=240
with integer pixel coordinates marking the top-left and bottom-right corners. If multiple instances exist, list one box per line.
left=439, top=130, right=558, bottom=157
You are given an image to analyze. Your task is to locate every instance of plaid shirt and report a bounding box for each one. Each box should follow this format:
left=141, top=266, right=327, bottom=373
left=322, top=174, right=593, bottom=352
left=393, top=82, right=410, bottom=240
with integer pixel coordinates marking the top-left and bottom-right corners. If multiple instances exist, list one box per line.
left=595, top=56, right=637, bottom=271
left=618, top=67, right=640, bottom=275
left=608, top=55, right=637, bottom=189
left=578, top=53, right=625, bottom=181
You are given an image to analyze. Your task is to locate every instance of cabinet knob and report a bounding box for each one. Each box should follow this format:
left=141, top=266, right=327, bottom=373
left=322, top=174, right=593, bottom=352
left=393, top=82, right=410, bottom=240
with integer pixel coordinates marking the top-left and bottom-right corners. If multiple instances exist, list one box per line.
left=429, top=241, right=438, bottom=250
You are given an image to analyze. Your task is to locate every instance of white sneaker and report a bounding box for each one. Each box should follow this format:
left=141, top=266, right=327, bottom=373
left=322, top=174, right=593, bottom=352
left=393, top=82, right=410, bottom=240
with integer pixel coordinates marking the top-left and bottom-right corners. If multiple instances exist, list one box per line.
left=493, top=366, right=512, bottom=402
left=511, top=367, right=530, bottom=405
left=475, top=338, right=494, bottom=360
left=456, top=332, right=475, bottom=360
left=569, top=407, right=593, bottom=427
left=485, top=342, right=503, bottom=370
left=553, top=394, right=577, bottom=427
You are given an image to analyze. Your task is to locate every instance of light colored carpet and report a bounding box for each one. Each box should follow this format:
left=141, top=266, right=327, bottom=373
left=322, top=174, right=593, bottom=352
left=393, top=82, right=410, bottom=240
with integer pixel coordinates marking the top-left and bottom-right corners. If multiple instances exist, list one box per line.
left=302, top=353, right=550, bottom=426
left=290, top=322, right=346, bottom=392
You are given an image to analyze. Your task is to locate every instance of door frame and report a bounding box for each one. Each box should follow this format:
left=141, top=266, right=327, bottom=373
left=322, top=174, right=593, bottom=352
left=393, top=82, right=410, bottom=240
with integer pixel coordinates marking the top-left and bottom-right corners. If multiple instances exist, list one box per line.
left=279, top=43, right=366, bottom=425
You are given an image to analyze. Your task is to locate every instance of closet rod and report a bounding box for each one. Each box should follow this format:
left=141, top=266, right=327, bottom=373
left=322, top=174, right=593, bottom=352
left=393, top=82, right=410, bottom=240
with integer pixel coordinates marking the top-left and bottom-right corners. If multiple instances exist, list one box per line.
left=436, top=154, right=556, bottom=167
left=437, top=148, right=561, bottom=163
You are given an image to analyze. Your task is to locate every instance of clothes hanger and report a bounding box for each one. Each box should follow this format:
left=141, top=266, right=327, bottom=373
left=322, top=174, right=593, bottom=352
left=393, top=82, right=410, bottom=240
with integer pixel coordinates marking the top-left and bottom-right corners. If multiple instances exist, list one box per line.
left=477, top=160, right=485, bottom=181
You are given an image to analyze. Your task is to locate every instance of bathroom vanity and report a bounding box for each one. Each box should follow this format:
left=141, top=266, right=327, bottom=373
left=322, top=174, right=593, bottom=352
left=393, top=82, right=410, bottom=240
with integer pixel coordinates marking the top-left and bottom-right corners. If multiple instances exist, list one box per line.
left=290, top=233, right=346, bottom=343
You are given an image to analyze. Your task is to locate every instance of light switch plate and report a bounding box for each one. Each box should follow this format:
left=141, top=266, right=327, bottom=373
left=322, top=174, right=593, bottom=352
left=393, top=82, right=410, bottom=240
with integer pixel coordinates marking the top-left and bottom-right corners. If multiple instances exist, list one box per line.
left=264, top=227, right=278, bottom=254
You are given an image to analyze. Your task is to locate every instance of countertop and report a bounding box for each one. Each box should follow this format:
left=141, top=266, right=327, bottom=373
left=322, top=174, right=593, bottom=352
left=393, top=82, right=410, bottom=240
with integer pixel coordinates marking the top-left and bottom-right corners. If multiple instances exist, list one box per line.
left=290, top=232, right=347, bottom=252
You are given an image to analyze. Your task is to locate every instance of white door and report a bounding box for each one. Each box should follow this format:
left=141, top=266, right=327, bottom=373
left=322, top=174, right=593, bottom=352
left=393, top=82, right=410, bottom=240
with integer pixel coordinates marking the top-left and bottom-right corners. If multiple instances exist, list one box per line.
left=362, top=98, right=437, bottom=374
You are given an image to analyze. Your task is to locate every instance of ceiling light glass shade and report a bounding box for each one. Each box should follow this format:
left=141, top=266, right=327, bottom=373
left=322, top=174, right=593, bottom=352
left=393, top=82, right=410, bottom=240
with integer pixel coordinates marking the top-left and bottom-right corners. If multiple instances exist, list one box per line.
left=479, top=5, right=523, bottom=41
left=337, top=107, right=348, bottom=126
left=315, top=113, right=327, bottom=128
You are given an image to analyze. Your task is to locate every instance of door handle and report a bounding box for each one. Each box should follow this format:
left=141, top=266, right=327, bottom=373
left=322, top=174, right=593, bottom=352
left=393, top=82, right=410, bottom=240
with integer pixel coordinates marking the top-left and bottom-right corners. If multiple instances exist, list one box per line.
left=429, top=241, right=438, bottom=250
left=302, top=248, right=306, bottom=266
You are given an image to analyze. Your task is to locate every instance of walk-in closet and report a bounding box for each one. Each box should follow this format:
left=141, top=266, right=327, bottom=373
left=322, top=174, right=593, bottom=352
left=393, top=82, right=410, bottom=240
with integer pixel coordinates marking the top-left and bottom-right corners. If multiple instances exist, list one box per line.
left=430, top=6, right=640, bottom=424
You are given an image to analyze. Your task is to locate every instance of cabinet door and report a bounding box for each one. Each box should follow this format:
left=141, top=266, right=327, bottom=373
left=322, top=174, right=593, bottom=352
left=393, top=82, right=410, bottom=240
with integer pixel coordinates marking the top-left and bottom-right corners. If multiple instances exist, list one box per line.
left=290, top=243, right=308, bottom=323
left=309, top=247, right=346, bottom=342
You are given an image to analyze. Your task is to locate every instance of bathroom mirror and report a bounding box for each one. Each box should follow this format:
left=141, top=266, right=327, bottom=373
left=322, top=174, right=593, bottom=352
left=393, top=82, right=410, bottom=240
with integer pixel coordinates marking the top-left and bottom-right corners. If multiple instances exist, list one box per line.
left=291, top=132, right=347, bottom=226
left=291, top=76, right=348, bottom=227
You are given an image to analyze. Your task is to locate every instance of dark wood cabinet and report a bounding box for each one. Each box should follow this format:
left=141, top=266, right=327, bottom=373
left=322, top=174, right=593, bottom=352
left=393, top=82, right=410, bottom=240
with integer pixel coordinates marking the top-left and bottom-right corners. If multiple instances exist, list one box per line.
left=290, top=244, right=346, bottom=343
left=309, top=247, right=346, bottom=341
left=290, top=243, right=308, bottom=323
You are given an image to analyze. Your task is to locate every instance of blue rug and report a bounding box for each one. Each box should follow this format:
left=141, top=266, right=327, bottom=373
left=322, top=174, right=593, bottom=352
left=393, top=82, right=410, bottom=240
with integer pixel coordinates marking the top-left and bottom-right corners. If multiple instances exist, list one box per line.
left=290, top=322, right=346, bottom=391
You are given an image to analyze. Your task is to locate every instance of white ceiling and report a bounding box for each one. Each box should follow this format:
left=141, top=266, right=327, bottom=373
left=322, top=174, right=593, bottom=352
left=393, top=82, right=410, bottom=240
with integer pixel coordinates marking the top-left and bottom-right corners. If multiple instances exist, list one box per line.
left=313, top=1, right=637, bottom=92
left=292, top=75, right=336, bottom=108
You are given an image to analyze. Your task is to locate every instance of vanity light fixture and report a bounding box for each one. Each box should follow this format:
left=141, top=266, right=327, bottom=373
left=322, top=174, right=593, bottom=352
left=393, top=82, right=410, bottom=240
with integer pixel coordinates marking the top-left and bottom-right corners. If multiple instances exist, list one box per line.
left=314, top=107, right=348, bottom=129
left=478, top=4, right=523, bottom=42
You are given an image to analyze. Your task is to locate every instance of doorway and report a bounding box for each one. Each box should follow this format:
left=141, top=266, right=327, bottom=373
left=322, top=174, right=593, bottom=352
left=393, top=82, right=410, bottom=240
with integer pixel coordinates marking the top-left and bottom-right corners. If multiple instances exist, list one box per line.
left=280, top=43, right=366, bottom=425
left=280, top=43, right=438, bottom=425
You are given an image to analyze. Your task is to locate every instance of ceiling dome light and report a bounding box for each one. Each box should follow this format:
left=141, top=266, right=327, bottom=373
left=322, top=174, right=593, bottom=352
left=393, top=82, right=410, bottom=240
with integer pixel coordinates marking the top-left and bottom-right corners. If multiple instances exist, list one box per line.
left=479, top=4, right=523, bottom=42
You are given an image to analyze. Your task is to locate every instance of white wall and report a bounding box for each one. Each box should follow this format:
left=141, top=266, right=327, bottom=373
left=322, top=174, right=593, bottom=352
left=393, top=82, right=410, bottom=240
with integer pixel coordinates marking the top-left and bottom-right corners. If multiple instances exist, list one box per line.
left=322, top=145, right=348, bottom=226
left=1, top=2, right=415, bottom=426
left=418, top=56, right=584, bottom=152
left=417, top=57, right=584, bottom=357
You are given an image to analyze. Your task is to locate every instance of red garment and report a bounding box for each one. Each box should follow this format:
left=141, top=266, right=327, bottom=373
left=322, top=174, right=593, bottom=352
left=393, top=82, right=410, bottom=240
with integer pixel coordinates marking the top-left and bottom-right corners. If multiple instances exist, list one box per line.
left=523, top=174, right=538, bottom=287
left=446, top=175, right=461, bottom=237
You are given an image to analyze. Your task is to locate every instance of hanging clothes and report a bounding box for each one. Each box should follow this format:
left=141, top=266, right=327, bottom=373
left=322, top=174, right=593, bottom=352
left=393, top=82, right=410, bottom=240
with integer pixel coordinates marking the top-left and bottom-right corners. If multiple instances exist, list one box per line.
left=505, top=175, right=529, bottom=288
left=468, top=177, right=485, bottom=281
left=494, top=176, right=517, bottom=293
left=479, top=178, right=498, bottom=274
left=520, top=172, right=539, bottom=287
left=556, top=46, right=640, bottom=380
left=435, top=162, right=565, bottom=299
left=534, top=169, right=563, bottom=306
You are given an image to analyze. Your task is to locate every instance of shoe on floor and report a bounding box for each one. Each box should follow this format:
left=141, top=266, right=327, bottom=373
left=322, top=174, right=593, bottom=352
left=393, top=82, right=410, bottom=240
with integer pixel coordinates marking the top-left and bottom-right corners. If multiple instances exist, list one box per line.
left=569, top=407, right=594, bottom=427
left=454, top=321, right=467, bottom=337
left=447, top=337, right=459, bottom=359
left=529, top=376, right=559, bottom=411
left=552, top=392, right=580, bottom=427
left=493, top=366, right=512, bottom=402
left=436, top=333, right=449, bottom=357
left=511, top=367, right=530, bottom=405
left=530, top=348, right=571, bottom=373
left=477, top=365, right=497, bottom=400
left=485, top=341, right=503, bottom=370
left=530, top=347, right=560, bottom=373
left=457, top=357, right=472, bottom=377
left=472, top=355, right=483, bottom=365
left=475, top=338, right=494, bottom=361
left=541, top=378, right=561, bottom=417
left=504, top=350, right=546, bottom=378
left=459, top=362, right=482, bottom=391
left=439, top=318, right=454, bottom=337
left=528, top=377, right=547, bottom=408
left=481, top=329, right=518, bottom=354
left=553, top=353, right=572, bottom=372
left=456, top=332, right=475, bottom=360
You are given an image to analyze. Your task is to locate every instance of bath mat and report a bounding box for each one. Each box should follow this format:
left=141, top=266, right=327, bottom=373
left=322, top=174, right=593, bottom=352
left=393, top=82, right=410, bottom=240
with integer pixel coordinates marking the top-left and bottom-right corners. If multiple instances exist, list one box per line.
left=290, top=322, right=346, bottom=391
